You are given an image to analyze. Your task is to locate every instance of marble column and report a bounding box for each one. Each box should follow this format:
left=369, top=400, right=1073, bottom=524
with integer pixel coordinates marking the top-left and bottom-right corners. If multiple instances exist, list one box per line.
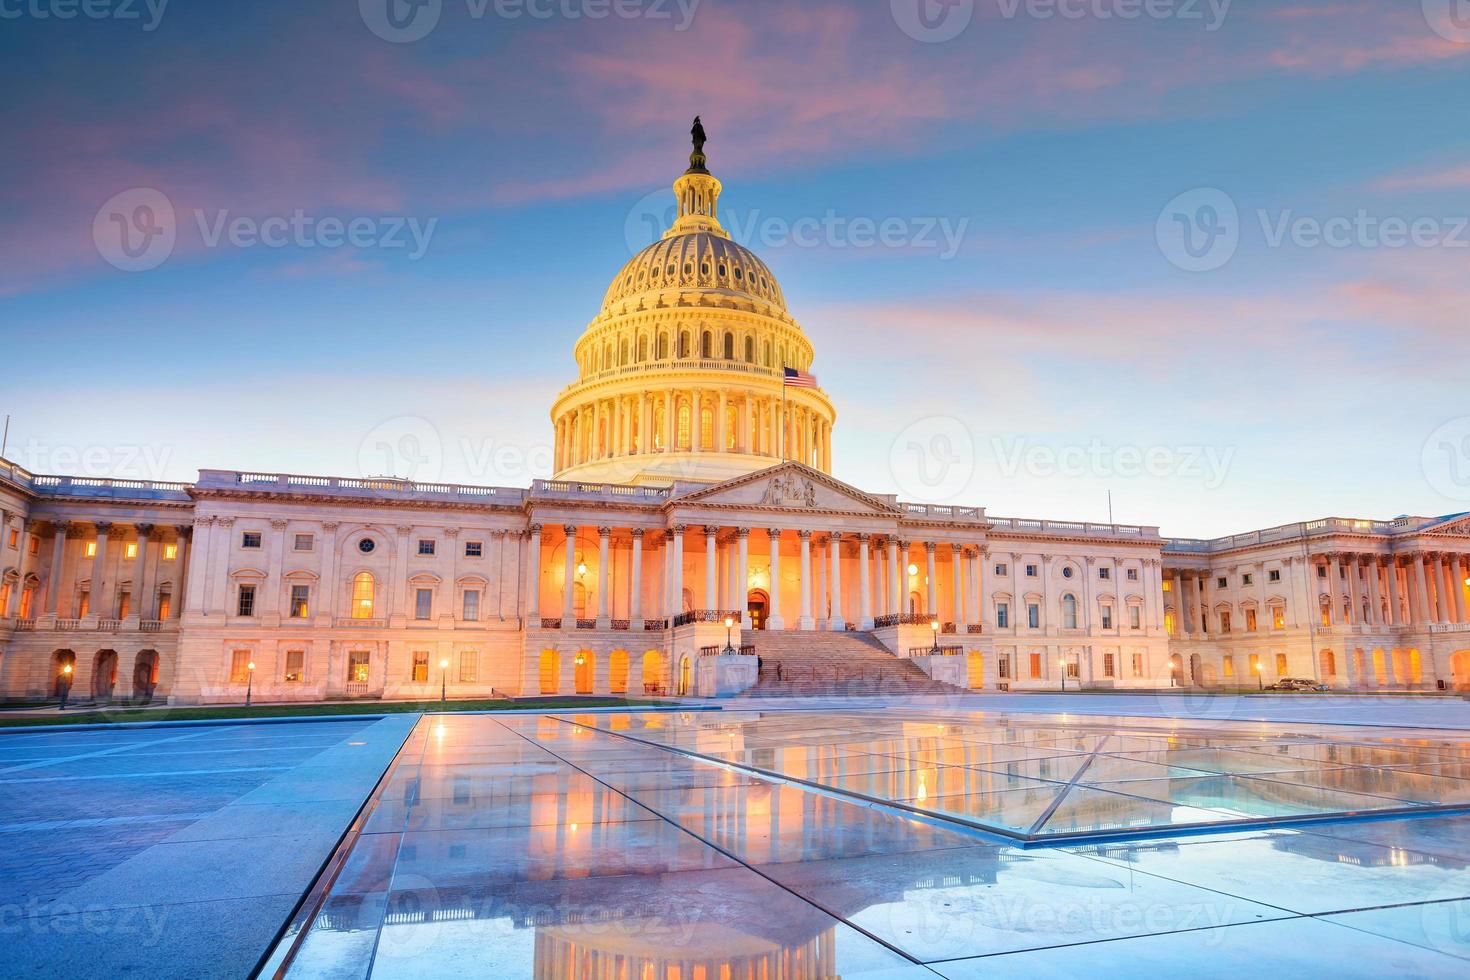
left=798, top=530, right=814, bottom=630
left=1345, top=553, right=1361, bottom=626
left=596, top=526, right=611, bottom=628
left=45, top=521, right=68, bottom=615
left=1171, top=570, right=1185, bottom=636
left=629, top=529, right=644, bottom=630
left=857, top=533, right=873, bottom=630
left=525, top=525, right=542, bottom=623
left=1454, top=554, right=1468, bottom=624
left=736, top=529, right=750, bottom=620
left=889, top=539, right=902, bottom=617
left=705, top=526, right=718, bottom=611
left=1441, top=554, right=1460, bottom=624
left=951, top=544, right=965, bottom=630
left=767, top=529, right=784, bottom=631
left=671, top=525, right=686, bottom=619
left=91, top=522, right=113, bottom=619
left=1366, top=556, right=1382, bottom=627
left=829, top=533, right=843, bottom=630
left=562, top=525, right=577, bottom=629
left=1412, top=554, right=1431, bottom=625
left=1386, top=558, right=1402, bottom=627
left=925, top=542, right=937, bottom=616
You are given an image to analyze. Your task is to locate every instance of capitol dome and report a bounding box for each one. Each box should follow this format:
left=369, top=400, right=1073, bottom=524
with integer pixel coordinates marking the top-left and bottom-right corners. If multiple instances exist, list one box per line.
left=550, top=120, right=836, bottom=487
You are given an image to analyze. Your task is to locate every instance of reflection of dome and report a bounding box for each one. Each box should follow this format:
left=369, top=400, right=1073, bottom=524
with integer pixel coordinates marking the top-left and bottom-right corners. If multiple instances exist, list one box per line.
left=550, top=121, right=836, bottom=487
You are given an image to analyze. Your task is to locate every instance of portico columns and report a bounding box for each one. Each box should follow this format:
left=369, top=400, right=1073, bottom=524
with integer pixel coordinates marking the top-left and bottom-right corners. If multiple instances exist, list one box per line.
left=888, top=539, right=902, bottom=616
left=1441, top=555, right=1460, bottom=624
left=736, top=529, right=749, bottom=618
left=1344, top=553, right=1360, bottom=626
left=1171, top=571, right=1185, bottom=635
left=829, top=534, right=843, bottom=630
left=797, top=530, right=814, bottom=630
left=45, top=521, right=69, bottom=615
left=1386, top=557, right=1402, bottom=626
left=1366, top=556, right=1382, bottom=626
left=562, top=526, right=578, bottom=629
left=671, top=525, right=686, bottom=618
left=526, top=525, right=542, bottom=623
left=629, top=529, right=644, bottom=630
left=1454, top=554, right=1468, bottom=624
left=704, top=526, right=718, bottom=611
left=91, top=523, right=113, bottom=619
left=925, top=542, right=937, bottom=616
left=951, top=544, right=965, bottom=629
left=1412, top=554, right=1431, bottom=624
left=857, top=534, right=873, bottom=630
left=766, top=529, right=784, bottom=631
left=596, top=526, right=611, bottom=628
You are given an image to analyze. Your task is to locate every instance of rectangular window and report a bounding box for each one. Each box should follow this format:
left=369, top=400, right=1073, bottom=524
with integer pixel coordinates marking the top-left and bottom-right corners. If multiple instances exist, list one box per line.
left=1248, top=653, right=1260, bottom=677
left=1130, top=606, right=1141, bottom=630
left=6, top=528, right=16, bottom=549
left=1101, top=607, right=1113, bottom=630
left=1126, top=568, right=1138, bottom=581
left=290, top=585, right=310, bottom=618
left=997, top=655, right=1011, bottom=679
left=1242, top=573, right=1254, bottom=587
left=458, top=651, right=477, bottom=683
left=1103, top=652, right=1115, bottom=678
left=78, top=590, right=90, bottom=617
left=462, top=590, right=480, bottom=621
left=412, top=651, right=429, bottom=683
left=1131, top=652, right=1144, bottom=677
left=465, top=541, right=483, bottom=558
left=1272, top=606, right=1286, bottom=630
left=284, top=650, right=305, bottom=682
left=294, top=533, right=314, bottom=552
left=1025, top=564, right=1038, bottom=578
left=85, top=541, right=97, bottom=558
left=1268, top=569, right=1281, bottom=583
left=116, top=591, right=130, bottom=619
left=1219, top=611, right=1231, bottom=634
left=1245, top=608, right=1258, bottom=631
left=994, top=563, right=1007, bottom=576
left=1216, top=576, right=1228, bottom=590
left=163, top=543, right=177, bottom=560
left=996, top=602, right=1009, bottom=629
left=1275, top=652, right=1288, bottom=675
left=241, top=532, right=262, bottom=549
left=156, top=594, right=171, bottom=620
left=1065, top=659, right=1080, bottom=679
left=237, top=584, right=257, bottom=617
left=28, top=536, right=39, bottom=555
left=229, top=650, right=251, bottom=683
left=348, top=650, right=370, bottom=684
left=415, top=588, right=433, bottom=620
left=418, top=539, right=436, bottom=556
left=124, top=542, right=138, bottom=560
left=1317, top=565, right=1327, bottom=578
left=1223, top=655, right=1235, bottom=678
left=1099, top=567, right=1111, bottom=580
left=1027, top=603, right=1040, bottom=629
left=1028, top=652, right=1042, bottom=679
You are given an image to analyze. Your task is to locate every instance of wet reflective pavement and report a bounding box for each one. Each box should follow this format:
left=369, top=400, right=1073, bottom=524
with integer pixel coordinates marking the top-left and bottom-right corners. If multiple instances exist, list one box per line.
left=279, top=709, right=1470, bottom=977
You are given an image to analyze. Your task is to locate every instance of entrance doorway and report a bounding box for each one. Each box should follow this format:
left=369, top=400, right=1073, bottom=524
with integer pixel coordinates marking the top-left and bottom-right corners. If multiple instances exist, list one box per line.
left=93, top=650, right=118, bottom=700
left=1451, top=650, right=1470, bottom=692
left=747, top=590, right=769, bottom=630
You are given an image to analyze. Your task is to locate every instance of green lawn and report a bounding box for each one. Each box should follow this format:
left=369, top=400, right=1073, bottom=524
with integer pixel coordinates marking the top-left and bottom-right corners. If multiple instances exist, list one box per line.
left=0, top=697, right=662, bottom=729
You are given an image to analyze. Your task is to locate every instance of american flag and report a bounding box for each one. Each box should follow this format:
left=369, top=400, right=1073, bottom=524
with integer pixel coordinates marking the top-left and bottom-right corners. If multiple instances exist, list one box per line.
left=783, top=367, right=818, bottom=389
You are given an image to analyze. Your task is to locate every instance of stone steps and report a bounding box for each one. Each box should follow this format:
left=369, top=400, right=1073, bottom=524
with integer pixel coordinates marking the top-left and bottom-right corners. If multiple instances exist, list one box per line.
left=739, top=630, right=965, bottom=697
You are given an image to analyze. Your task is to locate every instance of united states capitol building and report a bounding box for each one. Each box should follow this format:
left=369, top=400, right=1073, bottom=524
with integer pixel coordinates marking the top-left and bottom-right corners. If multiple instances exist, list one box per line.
left=3, top=128, right=1469, bottom=704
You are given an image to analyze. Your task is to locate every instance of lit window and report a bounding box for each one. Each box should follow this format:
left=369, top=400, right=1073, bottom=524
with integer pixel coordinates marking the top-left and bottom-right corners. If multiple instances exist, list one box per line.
left=6, top=529, right=16, bottom=549
left=1246, top=608, right=1258, bottom=631
left=1101, top=606, right=1113, bottom=630
left=85, top=542, right=97, bottom=558
left=464, top=541, right=483, bottom=558
left=163, top=543, right=177, bottom=560
left=237, top=584, right=256, bottom=617
left=290, top=585, right=310, bottom=618
left=78, top=589, right=90, bottom=617
left=462, top=590, right=480, bottom=621
left=1272, top=606, right=1286, bottom=630
left=230, top=650, right=251, bottom=683
left=1223, top=655, right=1235, bottom=678
left=1028, top=652, right=1042, bottom=679
left=125, top=542, right=138, bottom=560
left=241, top=532, right=262, bottom=549
left=351, top=573, right=375, bottom=619
left=415, top=588, right=433, bottom=620
left=1219, top=611, right=1232, bottom=633
left=347, top=650, right=370, bottom=683
left=1275, top=653, right=1288, bottom=675
left=294, top=533, right=314, bottom=552
left=284, top=650, right=305, bottom=682
left=418, top=539, right=436, bottom=557
left=412, top=651, right=429, bottom=683
left=1131, top=652, right=1144, bottom=677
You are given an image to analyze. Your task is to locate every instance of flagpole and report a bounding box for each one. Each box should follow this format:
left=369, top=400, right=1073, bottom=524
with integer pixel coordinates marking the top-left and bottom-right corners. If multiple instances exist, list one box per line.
left=780, top=370, right=787, bottom=461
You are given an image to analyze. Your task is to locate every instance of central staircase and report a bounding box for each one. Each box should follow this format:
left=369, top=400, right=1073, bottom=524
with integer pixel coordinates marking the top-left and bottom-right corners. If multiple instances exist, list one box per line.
left=738, top=630, right=966, bottom=697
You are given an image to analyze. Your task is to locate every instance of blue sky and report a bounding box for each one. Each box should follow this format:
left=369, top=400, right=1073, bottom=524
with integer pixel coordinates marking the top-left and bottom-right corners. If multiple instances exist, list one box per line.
left=2, top=0, right=1468, bottom=537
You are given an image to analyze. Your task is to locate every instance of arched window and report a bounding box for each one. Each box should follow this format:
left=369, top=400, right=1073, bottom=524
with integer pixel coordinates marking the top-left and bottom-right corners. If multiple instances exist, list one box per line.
left=351, top=572, right=375, bottom=619
left=1062, top=593, right=1078, bottom=629
left=657, top=332, right=668, bottom=359
left=678, top=331, right=690, bottom=358
left=654, top=406, right=666, bottom=450
left=700, top=407, right=714, bottom=449
left=619, top=339, right=628, bottom=365
left=723, top=332, right=734, bottom=359
left=763, top=341, right=772, bottom=366
left=701, top=331, right=712, bottom=358
left=677, top=404, right=691, bottom=450
left=637, top=336, right=648, bottom=362
left=744, top=336, right=754, bottom=362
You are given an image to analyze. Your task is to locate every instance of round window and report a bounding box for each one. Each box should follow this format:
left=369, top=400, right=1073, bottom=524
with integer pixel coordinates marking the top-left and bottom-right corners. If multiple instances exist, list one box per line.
left=358, top=538, right=376, bottom=554
left=1062, top=566, right=1074, bottom=578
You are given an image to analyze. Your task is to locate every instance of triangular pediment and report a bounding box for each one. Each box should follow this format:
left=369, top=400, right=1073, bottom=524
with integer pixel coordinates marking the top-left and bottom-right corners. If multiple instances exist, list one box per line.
left=670, top=462, right=900, bottom=517
left=1423, top=512, right=1470, bottom=537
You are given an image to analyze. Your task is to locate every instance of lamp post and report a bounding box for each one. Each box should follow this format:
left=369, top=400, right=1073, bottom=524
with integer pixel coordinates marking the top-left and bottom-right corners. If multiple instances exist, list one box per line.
left=59, top=663, right=73, bottom=711
left=1255, top=661, right=1264, bottom=691
left=245, top=661, right=255, bottom=706
left=929, top=619, right=940, bottom=654
left=439, top=658, right=450, bottom=703
left=723, top=616, right=735, bottom=655
left=1059, top=658, right=1067, bottom=692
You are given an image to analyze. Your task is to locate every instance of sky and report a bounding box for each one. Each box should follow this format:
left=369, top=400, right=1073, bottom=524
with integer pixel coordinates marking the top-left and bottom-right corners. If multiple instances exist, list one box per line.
left=2, top=0, right=1468, bottom=539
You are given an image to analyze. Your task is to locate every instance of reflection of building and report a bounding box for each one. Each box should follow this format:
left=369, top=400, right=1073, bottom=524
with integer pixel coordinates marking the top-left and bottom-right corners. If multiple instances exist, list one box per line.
left=1, top=122, right=1468, bottom=701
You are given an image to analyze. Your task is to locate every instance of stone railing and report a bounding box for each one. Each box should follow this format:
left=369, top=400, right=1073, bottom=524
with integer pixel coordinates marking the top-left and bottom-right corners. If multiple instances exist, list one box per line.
left=909, top=645, right=963, bottom=657
left=530, top=480, right=670, bottom=503
left=1165, top=515, right=1430, bottom=553
left=700, top=644, right=756, bottom=657
left=140, top=620, right=165, bottom=632
left=989, top=517, right=1159, bottom=539
left=335, top=617, right=387, bottom=628
left=0, top=460, right=193, bottom=500
left=559, top=359, right=787, bottom=396
left=204, top=469, right=524, bottom=505
left=539, top=617, right=563, bottom=630
left=873, top=613, right=933, bottom=628
left=900, top=503, right=985, bottom=522
left=643, top=618, right=669, bottom=632
left=674, top=610, right=743, bottom=628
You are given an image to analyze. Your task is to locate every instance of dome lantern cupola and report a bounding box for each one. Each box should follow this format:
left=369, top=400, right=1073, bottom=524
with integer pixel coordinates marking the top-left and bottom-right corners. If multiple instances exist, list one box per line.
left=550, top=119, right=837, bottom=487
